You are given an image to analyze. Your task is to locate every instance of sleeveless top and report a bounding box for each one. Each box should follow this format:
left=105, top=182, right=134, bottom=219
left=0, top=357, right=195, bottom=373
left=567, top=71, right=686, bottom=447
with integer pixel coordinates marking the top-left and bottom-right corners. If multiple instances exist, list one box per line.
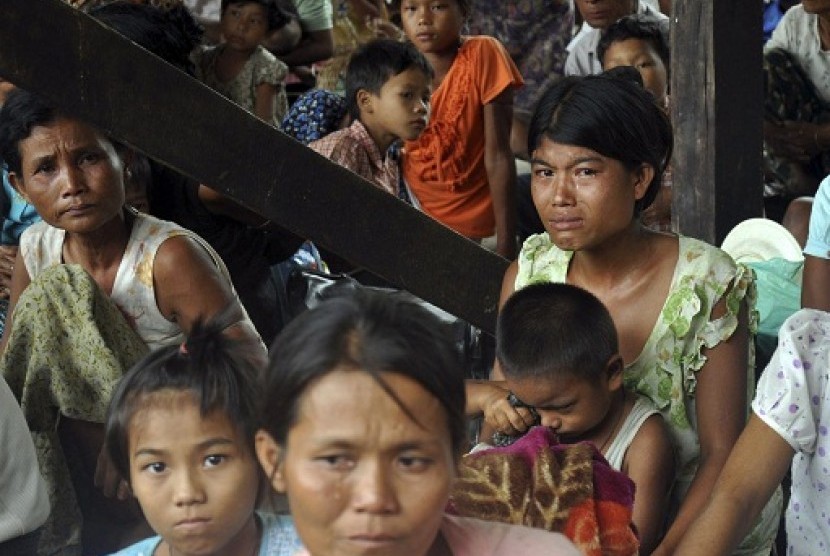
left=20, top=210, right=257, bottom=351
left=603, top=394, right=660, bottom=470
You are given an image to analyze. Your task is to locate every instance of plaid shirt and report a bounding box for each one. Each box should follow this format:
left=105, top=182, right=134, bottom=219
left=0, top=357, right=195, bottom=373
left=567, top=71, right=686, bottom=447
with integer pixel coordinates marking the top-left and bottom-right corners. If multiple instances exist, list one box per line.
left=309, top=119, right=399, bottom=196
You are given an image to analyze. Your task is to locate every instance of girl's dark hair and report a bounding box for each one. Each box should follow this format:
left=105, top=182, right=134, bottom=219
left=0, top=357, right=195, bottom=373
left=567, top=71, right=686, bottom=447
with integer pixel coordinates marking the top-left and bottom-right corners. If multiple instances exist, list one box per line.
left=259, top=290, right=467, bottom=459
left=105, top=306, right=263, bottom=481
left=528, top=74, right=673, bottom=214
left=220, top=0, right=298, bottom=31
left=89, top=1, right=203, bottom=76
left=497, top=283, right=619, bottom=381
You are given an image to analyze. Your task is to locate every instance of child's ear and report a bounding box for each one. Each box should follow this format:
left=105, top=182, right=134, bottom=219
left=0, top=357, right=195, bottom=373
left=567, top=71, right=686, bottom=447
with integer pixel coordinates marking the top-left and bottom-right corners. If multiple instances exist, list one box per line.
left=255, top=429, right=287, bottom=493
left=633, top=163, right=655, bottom=201
left=7, top=172, right=30, bottom=204
left=605, top=355, right=625, bottom=390
left=356, top=88, right=374, bottom=115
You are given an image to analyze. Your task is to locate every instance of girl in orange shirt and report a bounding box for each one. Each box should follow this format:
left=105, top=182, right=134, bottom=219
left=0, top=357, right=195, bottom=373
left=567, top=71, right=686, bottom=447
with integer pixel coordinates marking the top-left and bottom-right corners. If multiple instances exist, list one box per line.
left=400, top=0, right=523, bottom=258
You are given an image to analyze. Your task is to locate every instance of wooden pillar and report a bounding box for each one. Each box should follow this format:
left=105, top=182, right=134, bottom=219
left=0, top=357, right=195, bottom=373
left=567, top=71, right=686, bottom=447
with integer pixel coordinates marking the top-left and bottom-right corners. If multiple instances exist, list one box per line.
left=671, top=1, right=764, bottom=244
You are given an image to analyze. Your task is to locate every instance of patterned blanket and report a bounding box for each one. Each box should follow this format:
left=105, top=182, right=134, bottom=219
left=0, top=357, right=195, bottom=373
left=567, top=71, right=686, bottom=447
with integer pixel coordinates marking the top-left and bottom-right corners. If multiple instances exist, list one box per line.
left=448, top=426, right=639, bottom=556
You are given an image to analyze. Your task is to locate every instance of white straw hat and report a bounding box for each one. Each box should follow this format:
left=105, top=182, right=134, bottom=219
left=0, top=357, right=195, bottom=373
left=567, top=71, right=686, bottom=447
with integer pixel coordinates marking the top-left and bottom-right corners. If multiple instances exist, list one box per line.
left=721, top=218, right=804, bottom=263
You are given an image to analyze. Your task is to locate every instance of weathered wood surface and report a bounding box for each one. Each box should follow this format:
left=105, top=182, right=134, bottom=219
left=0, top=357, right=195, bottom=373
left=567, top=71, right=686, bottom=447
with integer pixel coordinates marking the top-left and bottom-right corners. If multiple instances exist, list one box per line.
left=671, top=1, right=764, bottom=244
left=0, top=0, right=507, bottom=332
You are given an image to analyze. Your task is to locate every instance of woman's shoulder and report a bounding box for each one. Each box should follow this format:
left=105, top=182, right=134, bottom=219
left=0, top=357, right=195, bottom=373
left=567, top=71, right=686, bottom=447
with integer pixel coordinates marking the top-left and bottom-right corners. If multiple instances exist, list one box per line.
left=130, top=211, right=190, bottom=241
left=676, top=235, right=738, bottom=275
left=19, top=220, right=61, bottom=262
left=441, top=514, right=581, bottom=556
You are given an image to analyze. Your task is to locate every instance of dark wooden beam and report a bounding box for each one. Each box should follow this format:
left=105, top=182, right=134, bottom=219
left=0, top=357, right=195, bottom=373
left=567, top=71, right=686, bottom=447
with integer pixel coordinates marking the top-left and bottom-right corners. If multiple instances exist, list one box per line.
left=0, top=0, right=506, bottom=332
left=671, top=1, right=764, bottom=244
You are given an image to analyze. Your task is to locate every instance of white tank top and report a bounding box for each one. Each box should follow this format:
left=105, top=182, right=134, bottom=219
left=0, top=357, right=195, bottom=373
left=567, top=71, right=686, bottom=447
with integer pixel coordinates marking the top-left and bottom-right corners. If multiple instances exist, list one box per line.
left=20, top=211, right=257, bottom=351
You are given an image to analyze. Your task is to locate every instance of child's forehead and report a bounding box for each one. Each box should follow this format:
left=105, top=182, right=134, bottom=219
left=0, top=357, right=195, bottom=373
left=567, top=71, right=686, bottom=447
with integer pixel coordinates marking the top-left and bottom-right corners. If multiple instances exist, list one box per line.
left=607, top=37, right=663, bottom=59
left=507, top=372, right=599, bottom=398
left=126, top=389, right=249, bottom=449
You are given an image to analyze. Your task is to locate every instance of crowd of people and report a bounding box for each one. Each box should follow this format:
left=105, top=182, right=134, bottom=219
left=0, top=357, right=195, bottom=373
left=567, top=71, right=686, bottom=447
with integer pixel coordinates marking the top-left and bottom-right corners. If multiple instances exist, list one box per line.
left=1, top=1, right=829, bottom=555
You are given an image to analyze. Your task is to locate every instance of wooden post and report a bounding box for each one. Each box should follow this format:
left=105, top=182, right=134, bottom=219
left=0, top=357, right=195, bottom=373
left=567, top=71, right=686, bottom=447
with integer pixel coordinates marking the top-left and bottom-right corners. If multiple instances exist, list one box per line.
left=671, top=1, right=764, bottom=244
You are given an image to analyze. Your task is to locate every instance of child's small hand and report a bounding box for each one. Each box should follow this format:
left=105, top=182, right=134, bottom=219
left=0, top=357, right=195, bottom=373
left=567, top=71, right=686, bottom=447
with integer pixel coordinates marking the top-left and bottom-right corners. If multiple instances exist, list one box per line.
left=482, top=387, right=536, bottom=435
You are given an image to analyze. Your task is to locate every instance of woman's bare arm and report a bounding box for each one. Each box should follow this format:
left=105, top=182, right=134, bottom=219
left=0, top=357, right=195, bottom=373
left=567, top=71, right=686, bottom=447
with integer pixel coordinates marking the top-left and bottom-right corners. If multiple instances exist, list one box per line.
left=652, top=295, right=750, bottom=555
left=153, top=235, right=266, bottom=360
left=674, top=414, right=793, bottom=555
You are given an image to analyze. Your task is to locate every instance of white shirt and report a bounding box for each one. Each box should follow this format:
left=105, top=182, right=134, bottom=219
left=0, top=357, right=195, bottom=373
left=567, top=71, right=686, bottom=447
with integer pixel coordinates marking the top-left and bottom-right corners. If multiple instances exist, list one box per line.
left=0, top=376, right=49, bottom=542
left=766, top=4, right=830, bottom=105
left=565, top=1, right=668, bottom=76
left=752, top=309, right=830, bottom=556
left=181, top=0, right=333, bottom=31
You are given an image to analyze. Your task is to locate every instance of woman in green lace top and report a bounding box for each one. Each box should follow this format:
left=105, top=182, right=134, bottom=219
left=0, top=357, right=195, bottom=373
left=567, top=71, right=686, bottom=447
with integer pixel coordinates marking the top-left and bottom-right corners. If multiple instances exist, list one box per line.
left=478, top=73, right=781, bottom=555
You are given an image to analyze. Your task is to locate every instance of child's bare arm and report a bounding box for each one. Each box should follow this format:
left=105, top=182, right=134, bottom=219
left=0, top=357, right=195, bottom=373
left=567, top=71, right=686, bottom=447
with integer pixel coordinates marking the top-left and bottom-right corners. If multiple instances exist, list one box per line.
left=483, top=89, right=517, bottom=259
left=623, top=412, right=676, bottom=555
left=674, top=414, right=793, bottom=555
left=254, top=82, right=277, bottom=123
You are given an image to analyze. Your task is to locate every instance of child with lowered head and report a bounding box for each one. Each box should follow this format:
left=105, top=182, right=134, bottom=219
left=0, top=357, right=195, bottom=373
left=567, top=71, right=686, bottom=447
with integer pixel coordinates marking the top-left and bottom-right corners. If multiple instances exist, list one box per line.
left=309, top=38, right=432, bottom=200
left=467, top=283, right=675, bottom=554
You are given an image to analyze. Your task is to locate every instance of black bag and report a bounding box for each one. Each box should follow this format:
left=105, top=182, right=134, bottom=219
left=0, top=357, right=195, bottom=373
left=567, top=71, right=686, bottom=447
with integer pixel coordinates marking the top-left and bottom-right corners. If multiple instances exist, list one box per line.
left=283, top=268, right=494, bottom=380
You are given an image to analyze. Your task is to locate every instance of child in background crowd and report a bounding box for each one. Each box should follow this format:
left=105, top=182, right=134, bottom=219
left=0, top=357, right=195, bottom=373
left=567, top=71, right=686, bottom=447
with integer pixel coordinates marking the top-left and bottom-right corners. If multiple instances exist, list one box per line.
left=400, top=0, right=522, bottom=258
left=467, top=283, right=675, bottom=554
left=598, top=13, right=673, bottom=231
left=193, top=0, right=294, bottom=125
left=309, top=38, right=431, bottom=199
left=106, top=312, right=301, bottom=556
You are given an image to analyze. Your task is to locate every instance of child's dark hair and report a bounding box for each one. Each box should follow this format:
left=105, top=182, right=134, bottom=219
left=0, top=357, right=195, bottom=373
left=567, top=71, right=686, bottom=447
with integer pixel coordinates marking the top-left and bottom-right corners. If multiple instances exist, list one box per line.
left=528, top=73, right=672, bottom=215
left=105, top=307, right=262, bottom=481
left=259, top=289, right=467, bottom=460
left=344, top=39, right=434, bottom=121
left=497, top=283, right=619, bottom=381
left=597, top=13, right=671, bottom=76
left=220, top=0, right=298, bottom=31
left=89, top=1, right=204, bottom=76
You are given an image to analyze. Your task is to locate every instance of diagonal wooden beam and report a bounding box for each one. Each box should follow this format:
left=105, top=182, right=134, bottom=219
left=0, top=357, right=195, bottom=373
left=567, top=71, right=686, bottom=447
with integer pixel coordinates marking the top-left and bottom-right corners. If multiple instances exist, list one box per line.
left=0, top=0, right=506, bottom=332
